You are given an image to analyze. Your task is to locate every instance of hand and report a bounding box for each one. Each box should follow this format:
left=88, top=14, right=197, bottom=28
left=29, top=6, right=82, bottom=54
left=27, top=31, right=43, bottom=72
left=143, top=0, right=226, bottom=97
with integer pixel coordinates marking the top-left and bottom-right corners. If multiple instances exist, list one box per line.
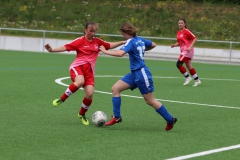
left=171, top=44, right=175, bottom=48
left=186, top=47, right=191, bottom=52
left=99, top=45, right=106, bottom=52
left=44, top=44, right=52, bottom=52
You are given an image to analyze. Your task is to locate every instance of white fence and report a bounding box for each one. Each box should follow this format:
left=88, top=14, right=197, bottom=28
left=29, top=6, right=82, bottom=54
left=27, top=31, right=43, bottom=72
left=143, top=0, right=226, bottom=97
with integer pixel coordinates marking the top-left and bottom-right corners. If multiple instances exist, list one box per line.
left=0, top=27, right=240, bottom=64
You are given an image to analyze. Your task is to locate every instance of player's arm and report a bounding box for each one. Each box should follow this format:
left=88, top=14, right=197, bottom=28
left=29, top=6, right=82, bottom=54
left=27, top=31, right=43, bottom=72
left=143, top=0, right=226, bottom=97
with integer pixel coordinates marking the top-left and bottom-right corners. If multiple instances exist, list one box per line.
left=171, top=42, right=179, bottom=48
left=99, top=45, right=126, bottom=57
left=109, top=41, right=125, bottom=49
left=44, top=44, right=67, bottom=52
left=186, top=30, right=197, bottom=51
left=188, top=37, right=197, bottom=50
left=145, top=42, right=156, bottom=51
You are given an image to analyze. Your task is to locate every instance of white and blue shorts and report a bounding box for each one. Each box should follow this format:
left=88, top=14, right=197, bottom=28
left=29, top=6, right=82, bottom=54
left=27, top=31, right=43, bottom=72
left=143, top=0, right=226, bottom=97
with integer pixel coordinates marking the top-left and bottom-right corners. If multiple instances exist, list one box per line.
left=121, top=67, right=154, bottom=94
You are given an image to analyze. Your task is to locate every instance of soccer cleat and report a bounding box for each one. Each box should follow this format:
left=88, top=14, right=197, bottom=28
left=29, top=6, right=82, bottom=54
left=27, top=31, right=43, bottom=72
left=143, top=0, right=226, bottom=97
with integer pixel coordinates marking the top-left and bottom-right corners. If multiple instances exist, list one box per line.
left=53, top=98, right=63, bottom=107
left=192, top=79, right=201, bottom=87
left=78, top=114, right=89, bottom=125
left=165, top=117, right=177, bottom=131
left=183, top=77, right=192, bottom=85
left=105, top=116, right=122, bottom=126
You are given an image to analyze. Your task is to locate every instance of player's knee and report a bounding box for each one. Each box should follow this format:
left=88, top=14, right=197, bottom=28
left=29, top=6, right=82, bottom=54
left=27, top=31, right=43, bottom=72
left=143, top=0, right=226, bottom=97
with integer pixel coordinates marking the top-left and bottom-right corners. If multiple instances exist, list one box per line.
left=85, top=95, right=93, bottom=100
left=111, top=85, right=116, bottom=92
left=74, top=79, right=84, bottom=88
left=74, top=82, right=82, bottom=88
left=145, top=99, right=153, bottom=106
left=111, top=85, right=120, bottom=95
left=85, top=90, right=94, bottom=99
left=176, top=60, right=183, bottom=69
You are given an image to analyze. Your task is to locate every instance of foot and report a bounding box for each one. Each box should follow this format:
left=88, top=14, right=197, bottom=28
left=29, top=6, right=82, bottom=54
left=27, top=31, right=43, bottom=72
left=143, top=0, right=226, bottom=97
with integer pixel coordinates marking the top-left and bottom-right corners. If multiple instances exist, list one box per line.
left=78, top=114, right=89, bottom=125
left=183, top=77, right=192, bottom=85
left=105, top=116, right=122, bottom=126
left=53, top=98, right=63, bottom=107
left=165, top=117, right=177, bottom=131
left=193, top=79, right=201, bottom=87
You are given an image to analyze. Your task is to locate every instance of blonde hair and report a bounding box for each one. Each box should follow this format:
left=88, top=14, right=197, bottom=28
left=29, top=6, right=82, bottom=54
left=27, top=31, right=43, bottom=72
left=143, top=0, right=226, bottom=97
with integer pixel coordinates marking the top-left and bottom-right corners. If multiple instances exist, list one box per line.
left=120, top=22, right=137, bottom=37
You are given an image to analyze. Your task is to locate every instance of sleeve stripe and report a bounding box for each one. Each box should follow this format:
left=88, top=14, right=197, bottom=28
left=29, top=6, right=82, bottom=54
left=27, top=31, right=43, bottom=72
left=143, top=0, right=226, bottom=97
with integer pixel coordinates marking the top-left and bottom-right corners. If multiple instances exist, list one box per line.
left=67, top=36, right=84, bottom=44
left=186, top=29, right=196, bottom=37
left=95, top=37, right=108, bottom=43
left=124, top=38, right=132, bottom=46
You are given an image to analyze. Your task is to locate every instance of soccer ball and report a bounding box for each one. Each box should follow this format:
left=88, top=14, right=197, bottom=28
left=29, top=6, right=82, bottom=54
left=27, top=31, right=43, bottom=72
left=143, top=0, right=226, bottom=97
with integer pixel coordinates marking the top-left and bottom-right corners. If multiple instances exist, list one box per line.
left=92, top=111, right=107, bottom=126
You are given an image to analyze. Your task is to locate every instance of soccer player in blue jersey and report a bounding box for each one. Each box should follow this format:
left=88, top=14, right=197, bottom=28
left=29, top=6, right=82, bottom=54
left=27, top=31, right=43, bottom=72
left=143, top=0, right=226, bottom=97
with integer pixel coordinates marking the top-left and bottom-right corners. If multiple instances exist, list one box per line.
left=99, top=22, right=177, bottom=131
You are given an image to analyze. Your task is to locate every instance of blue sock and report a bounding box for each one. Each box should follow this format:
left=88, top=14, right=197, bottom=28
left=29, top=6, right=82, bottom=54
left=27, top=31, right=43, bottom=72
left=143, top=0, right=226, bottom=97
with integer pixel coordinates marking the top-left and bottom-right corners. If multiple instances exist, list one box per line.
left=112, top=97, right=121, bottom=118
left=156, top=104, right=173, bottom=123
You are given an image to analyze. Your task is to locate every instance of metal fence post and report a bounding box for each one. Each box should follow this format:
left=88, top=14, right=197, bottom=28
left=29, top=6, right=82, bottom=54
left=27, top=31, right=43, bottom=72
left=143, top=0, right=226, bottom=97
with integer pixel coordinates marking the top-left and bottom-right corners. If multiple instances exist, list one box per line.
left=0, top=28, right=1, bottom=49
left=229, top=41, right=232, bottom=64
left=43, top=30, right=46, bottom=52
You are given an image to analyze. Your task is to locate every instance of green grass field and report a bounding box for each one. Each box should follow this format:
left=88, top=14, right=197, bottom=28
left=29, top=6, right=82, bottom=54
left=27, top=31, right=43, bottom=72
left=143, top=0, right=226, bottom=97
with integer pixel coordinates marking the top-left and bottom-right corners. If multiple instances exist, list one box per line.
left=1, top=50, right=240, bottom=160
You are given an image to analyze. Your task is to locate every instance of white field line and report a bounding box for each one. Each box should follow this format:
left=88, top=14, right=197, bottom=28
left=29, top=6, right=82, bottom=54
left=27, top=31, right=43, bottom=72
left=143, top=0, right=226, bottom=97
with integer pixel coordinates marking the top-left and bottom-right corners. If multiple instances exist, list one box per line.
left=55, top=76, right=240, bottom=159
left=55, top=76, right=240, bottom=110
left=94, top=75, right=240, bottom=82
left=166, top=144, right=240, bottom=160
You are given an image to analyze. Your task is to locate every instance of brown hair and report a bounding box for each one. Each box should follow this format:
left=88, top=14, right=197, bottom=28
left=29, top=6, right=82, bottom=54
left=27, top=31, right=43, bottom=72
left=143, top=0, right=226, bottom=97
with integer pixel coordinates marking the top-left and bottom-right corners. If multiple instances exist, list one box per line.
left=179, top=18, right=187, bottom=28
left=84, top=21, right=97, bottom=34
left=120, top=22, right=137, bottom=37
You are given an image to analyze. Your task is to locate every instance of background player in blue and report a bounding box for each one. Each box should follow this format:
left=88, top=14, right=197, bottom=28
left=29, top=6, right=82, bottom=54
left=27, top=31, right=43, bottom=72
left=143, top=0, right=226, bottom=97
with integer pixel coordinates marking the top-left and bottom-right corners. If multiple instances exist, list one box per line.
left=99, top=22, right=177, bottom=131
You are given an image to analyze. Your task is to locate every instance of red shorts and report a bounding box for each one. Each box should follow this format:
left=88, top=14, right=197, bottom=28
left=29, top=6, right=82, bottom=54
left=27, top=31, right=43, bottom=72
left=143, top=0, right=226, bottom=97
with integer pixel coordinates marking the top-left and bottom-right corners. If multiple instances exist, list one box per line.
left=70, top=63, right=94, bottom=87
left=178, top=54, right=191, bottom=63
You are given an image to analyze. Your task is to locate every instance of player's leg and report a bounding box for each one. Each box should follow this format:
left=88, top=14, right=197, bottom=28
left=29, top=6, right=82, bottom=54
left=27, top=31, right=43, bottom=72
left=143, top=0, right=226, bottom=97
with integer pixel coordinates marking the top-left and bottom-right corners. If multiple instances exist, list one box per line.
left=176, top=55, right=192, bottom=85
left=135, top=67, right=177, bottom=131
left=79, top=85, right=93, bottom=116
left=77, top=85, right=94, bottom=125
left=77, top=63, right=95, bottom=125
left=142, top=93, right=177, bottom=131
left=53, top=68, right=84, bottom=107
left=186, top=60, right=201, bottom=86
left=105, top=73, right=135, bottom=126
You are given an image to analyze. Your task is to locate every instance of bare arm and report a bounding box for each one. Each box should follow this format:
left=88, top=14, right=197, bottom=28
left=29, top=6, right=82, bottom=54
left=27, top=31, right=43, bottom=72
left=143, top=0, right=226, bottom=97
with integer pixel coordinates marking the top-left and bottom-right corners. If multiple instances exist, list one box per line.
left=171, top=42, right=180, bottom=48
left=99, top=45, right=126, bottom=57
left=109, top=41, right=125, bottom=49
left=44, top=44, right=67, bottom=52
left=145, top=42, right=157, bottom=51
left=187, top=37, right=197, bottom=51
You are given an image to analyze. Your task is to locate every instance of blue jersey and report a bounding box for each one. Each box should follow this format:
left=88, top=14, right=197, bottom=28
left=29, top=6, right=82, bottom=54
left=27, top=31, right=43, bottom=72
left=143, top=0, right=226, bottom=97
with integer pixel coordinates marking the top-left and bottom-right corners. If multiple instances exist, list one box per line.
left=120, top=36, right=152, bottom=71
left=120, top=36, right=154, bottom=94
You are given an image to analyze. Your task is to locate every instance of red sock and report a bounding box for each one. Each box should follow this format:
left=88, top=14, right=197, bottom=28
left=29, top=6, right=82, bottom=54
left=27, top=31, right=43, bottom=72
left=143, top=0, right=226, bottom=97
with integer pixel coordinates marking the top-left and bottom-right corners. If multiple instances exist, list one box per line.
left=79, top=97, right=92, bottom=115
left=179, top=66, right=187, bottom=74
left=61, top=83, right=79, bottom=101
left=189, top=68, right=198, bottom=80
left=189, top=68, right=196, bottom=75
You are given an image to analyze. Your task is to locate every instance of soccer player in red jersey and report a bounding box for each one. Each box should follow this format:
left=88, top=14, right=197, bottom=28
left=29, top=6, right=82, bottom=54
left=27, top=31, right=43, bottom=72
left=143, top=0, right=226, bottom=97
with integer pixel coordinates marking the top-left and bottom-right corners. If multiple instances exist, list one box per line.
left=171, top=18, right=201, bottom=87
left=44, top=22, right=125, bottom=125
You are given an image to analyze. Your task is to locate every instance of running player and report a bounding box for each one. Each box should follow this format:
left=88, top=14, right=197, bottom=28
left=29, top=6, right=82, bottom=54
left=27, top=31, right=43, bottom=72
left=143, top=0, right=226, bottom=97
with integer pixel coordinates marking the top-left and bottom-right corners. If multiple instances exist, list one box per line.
left=171, top=18, right=201, bottom=86
left=44, top=21, right=125, bottom=125
left=99, top=22, right=177, bottom=131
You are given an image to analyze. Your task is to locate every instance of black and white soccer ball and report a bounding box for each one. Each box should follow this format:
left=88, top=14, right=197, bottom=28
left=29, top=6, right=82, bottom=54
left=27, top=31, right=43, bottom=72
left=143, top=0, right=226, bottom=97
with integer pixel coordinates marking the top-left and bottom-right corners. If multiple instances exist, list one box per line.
left=92, top=111, right=107, bottom=126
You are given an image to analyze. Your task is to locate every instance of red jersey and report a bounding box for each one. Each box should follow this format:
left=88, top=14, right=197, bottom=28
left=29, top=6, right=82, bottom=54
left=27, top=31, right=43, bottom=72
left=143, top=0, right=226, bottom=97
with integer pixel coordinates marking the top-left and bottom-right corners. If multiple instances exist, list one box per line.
left=64, top=36, right=110, bottom=73
left=177, top=29, right=196, bottom=58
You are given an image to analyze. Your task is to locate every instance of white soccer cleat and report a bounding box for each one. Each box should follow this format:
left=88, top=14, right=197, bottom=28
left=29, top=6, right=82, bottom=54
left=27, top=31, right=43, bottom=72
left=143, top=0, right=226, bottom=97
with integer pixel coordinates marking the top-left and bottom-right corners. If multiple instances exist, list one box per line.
left=183, top=77, right=192, bottom=85
left=193, top=79, right=201, bottom=87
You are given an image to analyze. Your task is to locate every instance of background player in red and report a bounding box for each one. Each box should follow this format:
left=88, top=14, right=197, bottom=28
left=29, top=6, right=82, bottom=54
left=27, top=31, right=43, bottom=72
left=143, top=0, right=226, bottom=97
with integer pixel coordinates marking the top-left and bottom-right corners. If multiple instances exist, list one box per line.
left=44, top=21, right=125, bottom=125
left=171, top=18, right=201, bottom=87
